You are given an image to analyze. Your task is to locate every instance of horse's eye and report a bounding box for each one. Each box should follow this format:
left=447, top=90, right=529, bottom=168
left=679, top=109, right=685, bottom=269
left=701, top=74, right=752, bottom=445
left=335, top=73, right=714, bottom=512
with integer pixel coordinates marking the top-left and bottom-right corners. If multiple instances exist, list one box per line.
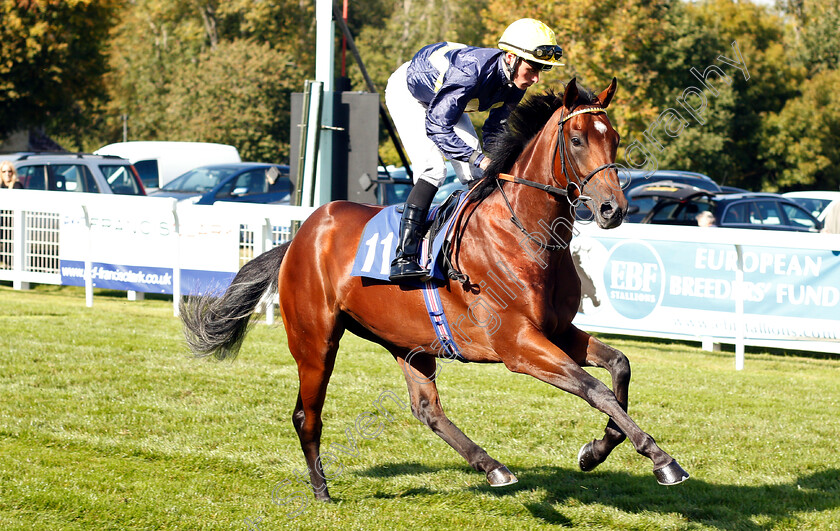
left=571, top=137, right=582, bottom=146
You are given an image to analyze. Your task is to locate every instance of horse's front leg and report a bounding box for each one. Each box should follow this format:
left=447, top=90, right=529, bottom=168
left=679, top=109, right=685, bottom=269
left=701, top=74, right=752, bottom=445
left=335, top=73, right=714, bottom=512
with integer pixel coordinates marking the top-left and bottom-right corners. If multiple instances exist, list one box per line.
left=555, top=325, right=630, bottom=473
left=501, top=329, right=689, bottom=485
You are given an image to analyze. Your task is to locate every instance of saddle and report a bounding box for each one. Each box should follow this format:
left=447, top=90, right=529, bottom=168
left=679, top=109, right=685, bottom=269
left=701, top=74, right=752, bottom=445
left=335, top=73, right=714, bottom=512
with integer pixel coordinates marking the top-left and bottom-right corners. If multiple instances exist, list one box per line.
left=421, top=189, right=465, bottom=279
left=351, top=189, right=469, bottom=282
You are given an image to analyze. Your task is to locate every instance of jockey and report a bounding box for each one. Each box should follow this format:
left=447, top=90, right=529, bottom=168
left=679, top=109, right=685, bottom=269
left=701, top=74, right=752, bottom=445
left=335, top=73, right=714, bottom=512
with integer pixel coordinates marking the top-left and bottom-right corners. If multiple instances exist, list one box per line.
left=385, top=18, right=564, bottom=282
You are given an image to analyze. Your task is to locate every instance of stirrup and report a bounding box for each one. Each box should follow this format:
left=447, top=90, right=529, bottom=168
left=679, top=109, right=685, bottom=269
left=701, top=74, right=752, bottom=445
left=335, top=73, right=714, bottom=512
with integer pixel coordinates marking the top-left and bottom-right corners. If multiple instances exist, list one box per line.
left=389, top=258, right=429, bottom=282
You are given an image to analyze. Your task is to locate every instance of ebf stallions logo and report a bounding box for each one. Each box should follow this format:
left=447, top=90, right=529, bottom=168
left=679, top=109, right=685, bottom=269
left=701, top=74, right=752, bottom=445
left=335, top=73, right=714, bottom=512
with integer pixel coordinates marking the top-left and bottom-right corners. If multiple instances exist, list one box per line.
left=603, top=241, right=665, bottom=319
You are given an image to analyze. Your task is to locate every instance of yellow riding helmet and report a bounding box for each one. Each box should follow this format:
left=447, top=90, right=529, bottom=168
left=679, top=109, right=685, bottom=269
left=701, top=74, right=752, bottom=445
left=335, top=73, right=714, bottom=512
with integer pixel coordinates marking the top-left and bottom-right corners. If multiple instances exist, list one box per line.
left=498, top=18, right=564, bottom=67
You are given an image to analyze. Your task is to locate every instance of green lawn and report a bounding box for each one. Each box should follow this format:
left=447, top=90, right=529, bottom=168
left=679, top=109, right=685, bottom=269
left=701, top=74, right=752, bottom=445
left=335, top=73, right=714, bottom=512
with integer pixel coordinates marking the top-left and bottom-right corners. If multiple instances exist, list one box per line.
left=1, top=284, right=839, bottom=530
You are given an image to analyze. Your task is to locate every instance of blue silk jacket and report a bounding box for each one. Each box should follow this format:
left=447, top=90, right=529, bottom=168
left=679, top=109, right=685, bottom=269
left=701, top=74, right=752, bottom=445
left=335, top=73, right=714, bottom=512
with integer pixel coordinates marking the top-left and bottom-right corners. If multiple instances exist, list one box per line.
left=405, top=42, right=526, bottom=163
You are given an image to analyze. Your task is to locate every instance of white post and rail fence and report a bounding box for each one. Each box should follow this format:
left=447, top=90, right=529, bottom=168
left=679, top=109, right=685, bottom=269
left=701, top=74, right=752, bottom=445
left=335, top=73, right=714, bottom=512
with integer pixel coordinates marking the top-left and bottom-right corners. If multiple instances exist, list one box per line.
left=2, top=189, right=839, bottom=366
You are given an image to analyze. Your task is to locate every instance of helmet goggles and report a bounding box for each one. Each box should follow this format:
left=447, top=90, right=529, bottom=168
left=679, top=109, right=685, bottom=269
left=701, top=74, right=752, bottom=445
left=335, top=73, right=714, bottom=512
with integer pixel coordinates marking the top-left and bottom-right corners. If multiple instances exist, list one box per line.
left=499, top=42, right=563, bottom=70
left=531, top=44, right=564, bottom=61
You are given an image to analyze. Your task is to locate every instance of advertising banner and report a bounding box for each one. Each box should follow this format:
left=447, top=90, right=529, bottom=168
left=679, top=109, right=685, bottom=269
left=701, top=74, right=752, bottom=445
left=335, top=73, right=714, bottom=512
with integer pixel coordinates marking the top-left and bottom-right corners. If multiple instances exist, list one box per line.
left=59, top=196, right=238, bottom=294
left=571, top=223, right=840, bottom=353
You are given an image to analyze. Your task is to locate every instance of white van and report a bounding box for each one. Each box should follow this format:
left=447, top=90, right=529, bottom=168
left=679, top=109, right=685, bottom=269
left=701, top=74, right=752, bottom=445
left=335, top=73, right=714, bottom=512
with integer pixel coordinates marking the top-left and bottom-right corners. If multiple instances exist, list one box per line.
left=94, top=141, right=241, bottom=190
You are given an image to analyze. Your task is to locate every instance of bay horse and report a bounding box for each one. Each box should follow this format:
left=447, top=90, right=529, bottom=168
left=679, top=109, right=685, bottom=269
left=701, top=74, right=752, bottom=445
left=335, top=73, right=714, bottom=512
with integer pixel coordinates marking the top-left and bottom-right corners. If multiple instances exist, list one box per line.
left=181, top=78, right=689, bottom=501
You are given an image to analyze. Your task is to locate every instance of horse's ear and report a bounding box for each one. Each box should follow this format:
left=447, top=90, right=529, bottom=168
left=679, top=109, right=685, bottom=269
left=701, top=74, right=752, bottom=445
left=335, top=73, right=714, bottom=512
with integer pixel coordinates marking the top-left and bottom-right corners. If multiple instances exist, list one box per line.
left=597, top=77, right=617, bottom=109
left=563, top=78, right=579, bottom=110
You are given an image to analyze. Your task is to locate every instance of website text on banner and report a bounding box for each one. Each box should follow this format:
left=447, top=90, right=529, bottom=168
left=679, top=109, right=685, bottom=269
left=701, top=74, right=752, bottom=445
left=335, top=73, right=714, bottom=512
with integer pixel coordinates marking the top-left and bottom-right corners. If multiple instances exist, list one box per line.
left=570, top=223, right=840, bottom=354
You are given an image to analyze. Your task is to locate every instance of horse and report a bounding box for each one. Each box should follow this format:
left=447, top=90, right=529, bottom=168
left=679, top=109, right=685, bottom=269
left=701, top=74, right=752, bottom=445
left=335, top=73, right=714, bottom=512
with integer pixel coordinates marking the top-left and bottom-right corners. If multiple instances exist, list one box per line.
left=181, top=78, right=690, bottom=502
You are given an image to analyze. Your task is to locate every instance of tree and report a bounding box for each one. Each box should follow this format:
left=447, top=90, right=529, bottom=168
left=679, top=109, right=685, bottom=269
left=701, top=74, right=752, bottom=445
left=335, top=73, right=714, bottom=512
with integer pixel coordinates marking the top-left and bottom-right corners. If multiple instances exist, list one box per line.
left=347, top=0, right=489, bottom=95
left=85, top=0, right=315, bottom=161
left=481, top=0, right=725, bottom=160
left=481, top=0, right=802, bottom=190
left=163, top=39, right=298, bottom=162
left=346, top=0, right=491, bottom=164
left=0, top=0, right=118, bottom=141
left=760, top=68, right=840, bottom=191
left=779, top=0, right=840, bottom=74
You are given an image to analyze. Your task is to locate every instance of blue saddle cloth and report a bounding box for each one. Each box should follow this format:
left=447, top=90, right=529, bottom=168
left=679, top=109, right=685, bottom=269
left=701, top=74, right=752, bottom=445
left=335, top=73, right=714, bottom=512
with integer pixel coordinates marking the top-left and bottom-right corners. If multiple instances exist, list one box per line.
left=351, top=193, right=468, bottom=281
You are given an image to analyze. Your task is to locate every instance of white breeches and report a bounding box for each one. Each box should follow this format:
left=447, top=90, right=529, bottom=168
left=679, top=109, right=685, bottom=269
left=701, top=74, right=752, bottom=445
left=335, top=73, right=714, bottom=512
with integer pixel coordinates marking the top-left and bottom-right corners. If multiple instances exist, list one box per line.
left=385, top=62, right=482, bottom=187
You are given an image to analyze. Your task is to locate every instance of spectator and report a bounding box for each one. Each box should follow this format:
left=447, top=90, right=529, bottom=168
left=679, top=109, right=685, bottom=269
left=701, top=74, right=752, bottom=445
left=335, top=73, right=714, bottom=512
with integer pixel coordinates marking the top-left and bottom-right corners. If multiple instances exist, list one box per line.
left=696, top=211, right=716, bottom=227
left=1, top=161, right=22, bottom=189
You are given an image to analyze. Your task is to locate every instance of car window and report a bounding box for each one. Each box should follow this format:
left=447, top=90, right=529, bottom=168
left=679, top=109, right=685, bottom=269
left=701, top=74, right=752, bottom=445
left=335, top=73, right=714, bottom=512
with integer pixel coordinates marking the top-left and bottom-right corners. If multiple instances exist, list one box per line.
left=132, top=160, right=159, bottom=189
left=82, top=166, right=100, bottom=192
left=722, top=202, right=750, bottom=224
left=753, top=201, right=782, bottom=225
left=17, top=165, right=47, bottom=190
left=677, top=199, right=712, bottom=223
left=100, top=164, right=142, bottom=195
left=51, top=164, right=99, bottom=192
left=162, top=168, right=236, bottom=193
left=267, top=167, right=291, bottom=196
left=383, top=182, right=412, bottom=205
left=649, top=201, right=682, bottom=222
left=786, top=196, right=838, bottom=219
left=229, top=169, right=269, bottom=196
left=781, top=203, right=819, bottom=231
left=629, top=196, right=659, bottom=217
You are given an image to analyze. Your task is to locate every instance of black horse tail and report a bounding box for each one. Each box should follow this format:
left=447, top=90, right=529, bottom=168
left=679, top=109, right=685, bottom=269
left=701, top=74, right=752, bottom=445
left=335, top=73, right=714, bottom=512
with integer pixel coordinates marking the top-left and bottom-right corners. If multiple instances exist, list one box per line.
left=180, top=241, right=291, bottom=361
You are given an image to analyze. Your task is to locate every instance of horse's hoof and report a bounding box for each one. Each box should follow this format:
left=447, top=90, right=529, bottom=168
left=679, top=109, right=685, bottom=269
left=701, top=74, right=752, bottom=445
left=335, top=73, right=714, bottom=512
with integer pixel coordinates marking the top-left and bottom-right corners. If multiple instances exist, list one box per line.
left=486, top=465, right=518, bottom=487
left=577, top=440, right=601, bottom=472
left=654, top=460, right=690, bottom=485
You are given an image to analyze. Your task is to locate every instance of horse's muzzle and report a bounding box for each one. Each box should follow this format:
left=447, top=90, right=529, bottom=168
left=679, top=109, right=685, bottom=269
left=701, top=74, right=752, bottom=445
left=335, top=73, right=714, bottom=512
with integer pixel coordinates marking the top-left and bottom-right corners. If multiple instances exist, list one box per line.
left=597, top=198, right=625, bottom=229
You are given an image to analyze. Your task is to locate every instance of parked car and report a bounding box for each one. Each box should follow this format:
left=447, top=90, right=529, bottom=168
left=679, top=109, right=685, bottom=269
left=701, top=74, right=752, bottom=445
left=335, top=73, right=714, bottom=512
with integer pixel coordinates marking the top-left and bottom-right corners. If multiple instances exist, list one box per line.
left=782, top=191, right=840, bottom=224
left=715, top=185, right=750, bottom=195
left=577, top=169, right=723, bottom=222
left=94, top=141, right=241, bottom=191
left=632, top=182, right=822, bottom=232
left=376, top=162, right=459, bottom=205
left=0, top=152, right=33, bottom=163
left=13, top=152, right=145, bottom=195
left=149, top=163, right=292, bottom=205
left=376, top=166, right=723, bottom=215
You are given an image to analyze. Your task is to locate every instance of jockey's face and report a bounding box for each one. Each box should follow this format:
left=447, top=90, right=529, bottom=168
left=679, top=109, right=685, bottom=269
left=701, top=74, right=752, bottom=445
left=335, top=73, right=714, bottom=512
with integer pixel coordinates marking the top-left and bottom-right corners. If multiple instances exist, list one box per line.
left=507, top=53, right=542, bottom=90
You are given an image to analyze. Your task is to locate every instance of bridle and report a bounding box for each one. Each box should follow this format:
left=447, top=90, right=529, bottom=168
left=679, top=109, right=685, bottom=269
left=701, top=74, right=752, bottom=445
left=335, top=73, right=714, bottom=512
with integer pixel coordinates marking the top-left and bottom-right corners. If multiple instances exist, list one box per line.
left=444, top=103, right=619, bottom=285
left=554, top=106, right=618, bottom=198
left=495, top=105, right=617, bottom=251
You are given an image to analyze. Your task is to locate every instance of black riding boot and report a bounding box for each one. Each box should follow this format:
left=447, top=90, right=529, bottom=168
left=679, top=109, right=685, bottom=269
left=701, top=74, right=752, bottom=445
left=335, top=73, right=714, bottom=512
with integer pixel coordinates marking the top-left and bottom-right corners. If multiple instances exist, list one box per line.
left=389, top=203, right=430, bottom=281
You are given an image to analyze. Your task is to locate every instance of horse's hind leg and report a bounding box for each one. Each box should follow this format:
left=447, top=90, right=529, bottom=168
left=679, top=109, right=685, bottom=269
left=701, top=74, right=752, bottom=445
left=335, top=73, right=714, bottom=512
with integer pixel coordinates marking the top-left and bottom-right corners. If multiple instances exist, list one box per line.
left=287, top=323, right=343, bottom=502
left=559, top=326, right=630, bottom=472
left=395, top=350, right=517, bottom=487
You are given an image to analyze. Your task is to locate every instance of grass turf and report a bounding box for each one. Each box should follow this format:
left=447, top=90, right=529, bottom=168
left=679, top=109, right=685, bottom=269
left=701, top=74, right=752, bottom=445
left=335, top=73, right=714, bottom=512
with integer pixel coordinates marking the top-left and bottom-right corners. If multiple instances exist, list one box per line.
left=1, top=284, right=839, bottom=530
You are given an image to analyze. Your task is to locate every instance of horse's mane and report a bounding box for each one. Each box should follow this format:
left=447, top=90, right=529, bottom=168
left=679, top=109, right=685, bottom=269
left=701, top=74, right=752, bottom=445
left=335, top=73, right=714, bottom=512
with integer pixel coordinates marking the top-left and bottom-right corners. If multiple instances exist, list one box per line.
left=471, top=83, right=598, bottom=202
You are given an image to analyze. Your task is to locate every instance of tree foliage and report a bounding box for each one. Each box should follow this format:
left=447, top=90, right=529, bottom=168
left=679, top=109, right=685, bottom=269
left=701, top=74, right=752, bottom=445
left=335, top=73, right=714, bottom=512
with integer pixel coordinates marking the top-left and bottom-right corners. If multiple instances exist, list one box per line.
left=760, top=68, right=840, bottom=191
left=163, top=40, right=297, bottom=162
left=780, top=0, right=840, bottom=74
left=85, top=0, right=314, bottom=161
left=0, top=0, right=117, bottom=140
left=347, top=0, right=490, bottom=94
left=5, top=0, right=837, bottom=192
